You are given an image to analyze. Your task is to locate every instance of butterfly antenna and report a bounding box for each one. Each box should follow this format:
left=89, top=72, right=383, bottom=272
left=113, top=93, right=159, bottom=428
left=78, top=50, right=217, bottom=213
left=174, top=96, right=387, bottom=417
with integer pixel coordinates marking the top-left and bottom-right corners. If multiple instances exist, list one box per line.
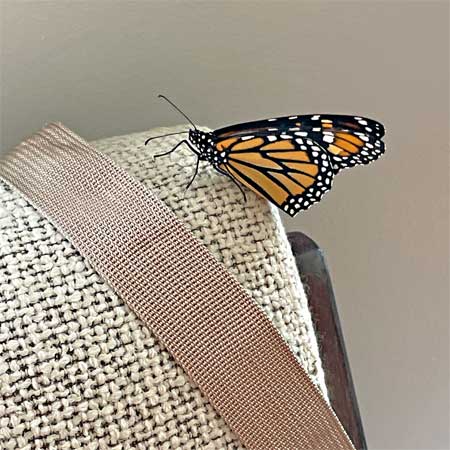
left=145, top=131, right=189, bottom=145
left=158, top=94, right=198, bottom=130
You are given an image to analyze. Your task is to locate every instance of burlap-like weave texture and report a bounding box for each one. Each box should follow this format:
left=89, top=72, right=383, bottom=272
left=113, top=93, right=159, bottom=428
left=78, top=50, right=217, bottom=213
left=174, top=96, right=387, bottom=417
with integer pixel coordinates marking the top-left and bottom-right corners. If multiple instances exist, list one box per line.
left=0, top=125, right=327, bottom=449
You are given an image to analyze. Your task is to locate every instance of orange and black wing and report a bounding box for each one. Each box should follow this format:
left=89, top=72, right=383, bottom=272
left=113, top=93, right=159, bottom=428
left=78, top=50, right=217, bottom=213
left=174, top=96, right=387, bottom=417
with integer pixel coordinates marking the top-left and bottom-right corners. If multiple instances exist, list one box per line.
left=214, top=114, right=385, bottom=174
left=282, top=115, right=385, bottom=173
left=213, top=135, right=334, bottom=217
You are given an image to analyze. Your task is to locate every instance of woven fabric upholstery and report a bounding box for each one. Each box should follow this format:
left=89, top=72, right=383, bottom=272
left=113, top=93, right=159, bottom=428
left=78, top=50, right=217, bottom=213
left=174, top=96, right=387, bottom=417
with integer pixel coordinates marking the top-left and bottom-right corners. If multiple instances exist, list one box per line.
left=0, top=125, right=327, bottom=449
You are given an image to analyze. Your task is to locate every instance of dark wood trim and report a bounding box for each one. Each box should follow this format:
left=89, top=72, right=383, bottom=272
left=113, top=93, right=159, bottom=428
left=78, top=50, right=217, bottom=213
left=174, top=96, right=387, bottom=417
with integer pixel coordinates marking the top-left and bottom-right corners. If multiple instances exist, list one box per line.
left=288, top=231, right=367, bottom=450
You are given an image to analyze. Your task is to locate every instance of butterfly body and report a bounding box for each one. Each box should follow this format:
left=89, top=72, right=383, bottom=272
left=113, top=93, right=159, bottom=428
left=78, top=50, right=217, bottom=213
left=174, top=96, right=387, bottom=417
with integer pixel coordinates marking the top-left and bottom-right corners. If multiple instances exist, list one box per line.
left=147, top=98, right=386, bottom=217
left=188, top=129, right=223, bottom=165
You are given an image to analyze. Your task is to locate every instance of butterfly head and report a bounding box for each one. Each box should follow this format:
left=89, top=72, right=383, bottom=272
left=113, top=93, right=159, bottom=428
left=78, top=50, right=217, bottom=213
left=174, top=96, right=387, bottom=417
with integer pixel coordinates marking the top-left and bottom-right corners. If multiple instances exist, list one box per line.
left=156, top=95, right=218, bottom=163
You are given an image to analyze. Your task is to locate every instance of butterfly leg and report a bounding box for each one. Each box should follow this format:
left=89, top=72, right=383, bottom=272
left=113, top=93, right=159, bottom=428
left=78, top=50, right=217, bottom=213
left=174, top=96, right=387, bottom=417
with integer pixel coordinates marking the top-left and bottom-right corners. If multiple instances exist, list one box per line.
left=185, top=157, right=201, bottom=192
left=153, top=140, right=199, bottom=158
left=216, top=166, right=247, bottom=202
left=144, top=131, right=189, bottom=146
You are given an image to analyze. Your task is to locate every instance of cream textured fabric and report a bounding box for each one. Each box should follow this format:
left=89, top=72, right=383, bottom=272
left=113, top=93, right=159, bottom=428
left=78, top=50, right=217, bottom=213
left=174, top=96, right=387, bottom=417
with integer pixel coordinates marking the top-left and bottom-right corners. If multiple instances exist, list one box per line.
left=0, top=125, right=327, bottom=449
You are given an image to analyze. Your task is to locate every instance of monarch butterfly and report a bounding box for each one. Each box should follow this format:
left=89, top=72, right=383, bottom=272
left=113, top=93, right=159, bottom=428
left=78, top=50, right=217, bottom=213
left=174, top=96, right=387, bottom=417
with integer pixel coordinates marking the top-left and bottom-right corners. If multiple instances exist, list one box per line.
left=146, top=95, right=385, bottom=217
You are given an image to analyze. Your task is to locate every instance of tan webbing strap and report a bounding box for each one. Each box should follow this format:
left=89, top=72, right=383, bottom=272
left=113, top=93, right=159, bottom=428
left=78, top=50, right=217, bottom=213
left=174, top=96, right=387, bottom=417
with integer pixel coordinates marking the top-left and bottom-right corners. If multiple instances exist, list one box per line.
left=0, top=123, right=355, bottom=450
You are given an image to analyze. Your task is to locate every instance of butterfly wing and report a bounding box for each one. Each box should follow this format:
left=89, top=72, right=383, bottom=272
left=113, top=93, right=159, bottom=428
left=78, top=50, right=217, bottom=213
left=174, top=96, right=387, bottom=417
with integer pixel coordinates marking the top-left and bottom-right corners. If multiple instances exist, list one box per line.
left=283, top=114, right=385, bottom=173
left=213, top=134, right=334, bottom=217
left=214, top=114, right=385, bottom=174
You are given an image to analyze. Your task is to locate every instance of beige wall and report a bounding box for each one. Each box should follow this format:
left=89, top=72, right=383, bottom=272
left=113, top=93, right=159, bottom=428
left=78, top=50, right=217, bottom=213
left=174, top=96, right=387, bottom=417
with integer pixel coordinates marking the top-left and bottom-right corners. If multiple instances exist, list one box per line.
left=1, top=1, right=448, bottom=449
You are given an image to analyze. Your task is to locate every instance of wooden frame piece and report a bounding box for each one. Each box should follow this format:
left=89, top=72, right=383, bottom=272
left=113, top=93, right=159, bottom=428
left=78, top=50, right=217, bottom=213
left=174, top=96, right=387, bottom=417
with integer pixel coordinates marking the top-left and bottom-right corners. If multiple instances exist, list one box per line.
left=288, top=231, right=368, bottom=450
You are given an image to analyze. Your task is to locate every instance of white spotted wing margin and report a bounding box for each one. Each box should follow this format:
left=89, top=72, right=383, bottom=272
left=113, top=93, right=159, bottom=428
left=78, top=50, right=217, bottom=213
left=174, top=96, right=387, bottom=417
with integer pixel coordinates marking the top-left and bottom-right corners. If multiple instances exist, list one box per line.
left=278, top=138, right=334, bottom=217
left=281, top=140, right=334, bottom=217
